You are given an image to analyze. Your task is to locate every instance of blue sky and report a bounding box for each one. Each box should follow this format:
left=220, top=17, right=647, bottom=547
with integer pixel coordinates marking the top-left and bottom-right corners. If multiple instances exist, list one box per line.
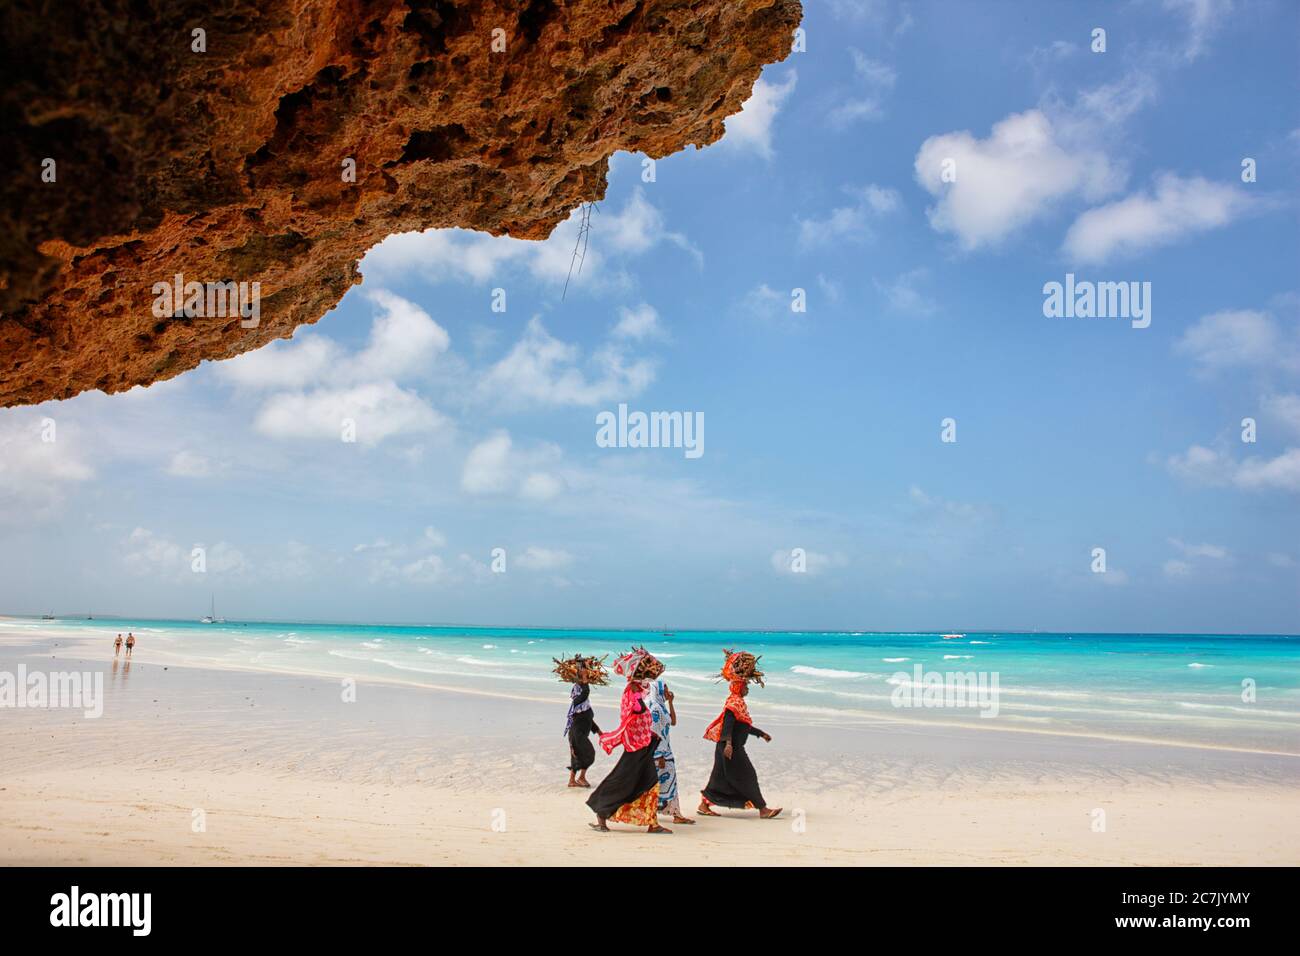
left=2, top=0, right=1298, bottom=633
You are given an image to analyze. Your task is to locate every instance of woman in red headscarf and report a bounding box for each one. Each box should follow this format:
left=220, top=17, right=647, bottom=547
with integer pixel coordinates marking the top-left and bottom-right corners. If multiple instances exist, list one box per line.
left=698, top=650, right=782, bottom=819
left=586, top=648, right=672, bottom=834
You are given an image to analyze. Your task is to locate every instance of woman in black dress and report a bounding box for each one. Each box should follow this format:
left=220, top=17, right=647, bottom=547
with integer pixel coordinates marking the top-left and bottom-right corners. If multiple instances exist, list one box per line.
left=586, top=648, right=672, bottom=834
left=554, top=654, right=608, bottom=788
left=566, top=676, right=602, bottom=788
left=698, top=651, right=782, bottom=819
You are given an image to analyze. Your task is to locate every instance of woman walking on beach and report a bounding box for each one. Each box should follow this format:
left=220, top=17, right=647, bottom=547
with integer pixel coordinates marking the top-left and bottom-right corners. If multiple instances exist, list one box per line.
left=587, top=648, right=671, bottom=834
left=699, top=650, right=781, bottom=819
left=645, top=661, right=694, bottom=825
left=114, top=634, right=123, bottom=656
left=554, top=655, right=608, bottom=788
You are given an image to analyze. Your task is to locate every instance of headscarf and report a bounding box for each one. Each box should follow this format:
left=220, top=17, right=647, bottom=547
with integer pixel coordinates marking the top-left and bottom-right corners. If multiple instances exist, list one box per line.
left=598, top=679, right=652, bottom=754
left=703, top=652, right=756, bottom=741
left=611, top=648, right=648, bottom=680
left=703, top=680, right=753, bottom=741
left=563, top=681, right=592, bottom=736
left=610, top=645, right=665, bottom=680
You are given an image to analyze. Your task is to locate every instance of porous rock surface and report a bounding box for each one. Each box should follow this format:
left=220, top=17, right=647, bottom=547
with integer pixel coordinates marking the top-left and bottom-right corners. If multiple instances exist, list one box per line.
left=0, top=0, right=800, bottom=406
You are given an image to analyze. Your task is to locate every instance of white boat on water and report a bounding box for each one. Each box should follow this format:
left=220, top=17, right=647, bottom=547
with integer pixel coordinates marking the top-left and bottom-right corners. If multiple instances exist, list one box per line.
left=941, top=633, right=965, bottom=640
left=201, top=595, right=224, bottom=624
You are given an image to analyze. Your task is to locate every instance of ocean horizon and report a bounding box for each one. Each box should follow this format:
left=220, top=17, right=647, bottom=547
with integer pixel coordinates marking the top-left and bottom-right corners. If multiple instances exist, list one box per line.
left=9, top=616, right=1298, bottom=754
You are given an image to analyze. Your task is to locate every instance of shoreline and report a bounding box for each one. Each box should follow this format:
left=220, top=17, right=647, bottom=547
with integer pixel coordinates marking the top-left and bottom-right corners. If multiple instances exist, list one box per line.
left=8, top=624, right=1299, bottom=760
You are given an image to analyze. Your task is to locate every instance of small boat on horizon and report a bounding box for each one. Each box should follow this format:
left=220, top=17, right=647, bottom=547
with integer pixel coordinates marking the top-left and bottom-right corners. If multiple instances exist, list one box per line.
left=201, top=595, right=225, bottom=624
left=941, top=633, right=965, bottom=640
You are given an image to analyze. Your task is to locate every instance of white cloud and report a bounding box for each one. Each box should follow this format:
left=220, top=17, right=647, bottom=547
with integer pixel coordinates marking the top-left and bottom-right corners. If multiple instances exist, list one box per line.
left=397, top=554, right=447, bottom=585
left=359, top=188, right=698, bottom=289
left=520, top=472, right=565, bottom=501
left=217, top=291, right=449, bottom=391
left=166, top=450, right=212, bottom=478
left=213, top=336, right=340, bottom=391
left=1027, top=40, right=1078, bottom=70
left=828, top=50, right=896, bottom=127
left=0, top=417, right=94, bottom=523
left=1235, top=448, right=1300, bottom=493
left=915, top=109, right=1121, bottom=250
left=1164, top=537, right=1230, bottom=577
left=1063, top=72, right=1159, bottom=130
left=122, top=528, right=250, bottom=579
left=460, top=432, right=565, bottom=500
left=122, top=527, right=184, bottom=577
left=1093, top=568, right=1131, bottom=587
left=1262, top=393, right=1300, bottom=436
left=254, top=381, right=447, bottom=445
left=1062, top=174, right=1256, bottom=264
left=1175, top=309, right=1300, bottom=374
left=1163, top=0, right=1234, bottom=61
left=515, top=546, right=574, bottom=571
left=1169, top=538, right=1229, bottom=560
left=611, top=303, right=666, bottom=341
left=1167, top=444, right=1300, bottom=493
left=460, top=431, right=514, bottom=495
left=740, top=283, right=792, bottom=323
left=478, top=317, right=655, bottom=409
left=875, top=268, right=937, bottom=316
left=797, top=184, right=900, bottom=248
left=218, top=291, right=451, bottom=446
left=769, top=548, right=848, bottom=576
left=354, top=290, right=450, bottom=381
left=907, top=485, right=991, bottom=522
left=1166, top=444, right=1236, bottom=485
left=723, top=69, right=796, bottom=159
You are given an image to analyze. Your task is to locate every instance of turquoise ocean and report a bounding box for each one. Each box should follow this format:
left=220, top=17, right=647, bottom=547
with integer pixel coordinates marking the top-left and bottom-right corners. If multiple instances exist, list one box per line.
left=12, top=617, right=1299, bottom=753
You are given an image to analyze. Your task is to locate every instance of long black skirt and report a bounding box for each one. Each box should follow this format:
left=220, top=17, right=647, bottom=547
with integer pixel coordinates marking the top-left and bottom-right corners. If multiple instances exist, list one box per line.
left=701, top=739, right=766, bottom=809
left=567, top=709, right=597, bottom=772
left=586, top=734, right=659, bottom=819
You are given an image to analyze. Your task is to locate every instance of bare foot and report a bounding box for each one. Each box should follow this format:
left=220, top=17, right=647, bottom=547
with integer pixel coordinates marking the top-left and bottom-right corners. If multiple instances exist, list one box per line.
left=673, top=814, right=696, bottom=825
left=759, top=807, right=783, bottom=819
left=647, top=824, right=673, bottom=834
left=567, top=780, right=581, bottom=788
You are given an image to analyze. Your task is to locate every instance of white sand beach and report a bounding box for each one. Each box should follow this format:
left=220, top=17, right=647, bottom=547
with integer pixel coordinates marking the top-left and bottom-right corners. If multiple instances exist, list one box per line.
left=2, top=626, right=1298, bottom=866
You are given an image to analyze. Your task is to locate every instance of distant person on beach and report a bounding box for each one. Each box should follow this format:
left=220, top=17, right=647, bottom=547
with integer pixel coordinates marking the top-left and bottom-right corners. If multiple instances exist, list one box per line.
left=114, top=634, right=123, bottom=656
left=698, top=650, right=781, bottom=820
left=587, top=648, right=672, bottom=834
left=125, top=632, right=135, bottom=657
left=564, top=660, right=604, bottom=788
left=646, top=661, right=694, bottom=825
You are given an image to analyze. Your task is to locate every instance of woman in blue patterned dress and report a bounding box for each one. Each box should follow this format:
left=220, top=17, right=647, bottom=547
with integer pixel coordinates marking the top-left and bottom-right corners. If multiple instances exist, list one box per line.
left=645, top=658, right=695, bottom=826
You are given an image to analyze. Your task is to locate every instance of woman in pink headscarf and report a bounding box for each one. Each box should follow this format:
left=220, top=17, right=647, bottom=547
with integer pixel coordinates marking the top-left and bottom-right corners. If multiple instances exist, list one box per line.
left=586, top=647, right=672, bottom=834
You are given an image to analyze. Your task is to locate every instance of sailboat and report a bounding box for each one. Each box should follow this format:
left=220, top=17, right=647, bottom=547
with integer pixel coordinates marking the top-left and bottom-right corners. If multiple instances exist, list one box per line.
left=201, top=594, right=217, bottom=624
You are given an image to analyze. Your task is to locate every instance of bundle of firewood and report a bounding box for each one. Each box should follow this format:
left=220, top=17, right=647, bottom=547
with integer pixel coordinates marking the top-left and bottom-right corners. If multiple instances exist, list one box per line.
left=632, top=650, right=665, bottom=681
left=721, top=648, right=765, bottom=686
left=552, top=654, right=609, bottom=685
